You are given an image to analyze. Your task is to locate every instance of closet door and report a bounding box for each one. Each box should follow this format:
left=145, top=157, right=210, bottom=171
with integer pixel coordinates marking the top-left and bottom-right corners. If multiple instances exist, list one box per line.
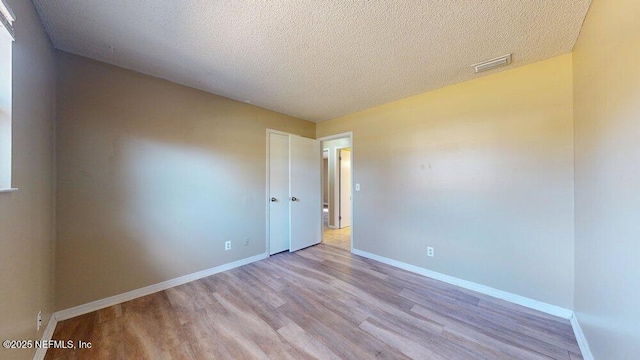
left=268, top=132, right=290, bottom=254
left=289, top=135, right=322, bottom=252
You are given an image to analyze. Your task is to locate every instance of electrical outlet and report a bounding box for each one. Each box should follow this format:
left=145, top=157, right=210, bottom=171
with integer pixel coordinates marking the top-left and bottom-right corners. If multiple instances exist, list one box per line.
left=427, top=247, right=434, bottom=257
left=243, top=237, right=249, bottom=246
left=355, top=183, right=361, bottom=191
left=37, top=311, right=42, bottom=332
left=225, top=241, right=231, bottom=250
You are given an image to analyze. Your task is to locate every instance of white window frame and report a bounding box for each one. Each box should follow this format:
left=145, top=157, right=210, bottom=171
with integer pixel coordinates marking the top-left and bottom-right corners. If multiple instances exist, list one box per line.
left=0, top=0, right=15, bottom=193
left=0, top=0, right=14, bottom=40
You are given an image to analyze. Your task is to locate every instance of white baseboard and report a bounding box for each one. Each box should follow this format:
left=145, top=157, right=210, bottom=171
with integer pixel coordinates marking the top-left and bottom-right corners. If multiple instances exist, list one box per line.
left=570, top=313, right=594, bottom=360
left=55, top=252, right=268, bottom=321
left=351, top=248, right=574, bottom=319
left=33, top=313, right=58, bottom=360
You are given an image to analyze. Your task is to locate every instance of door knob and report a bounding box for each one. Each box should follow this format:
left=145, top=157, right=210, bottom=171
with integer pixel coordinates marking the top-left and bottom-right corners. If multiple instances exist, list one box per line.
left=291, top=197, right=298, bottom=201
left=271, top=197, right=277, bottom=202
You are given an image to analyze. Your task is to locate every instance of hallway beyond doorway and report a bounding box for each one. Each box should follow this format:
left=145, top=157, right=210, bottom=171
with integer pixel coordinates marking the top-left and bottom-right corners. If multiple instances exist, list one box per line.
left=322, top=207, right=350, bottom=250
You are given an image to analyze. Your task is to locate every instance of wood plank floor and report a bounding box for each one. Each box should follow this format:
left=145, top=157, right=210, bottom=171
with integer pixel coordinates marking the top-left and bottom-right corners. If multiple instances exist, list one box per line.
left=46, top=243, right=582, bottom=359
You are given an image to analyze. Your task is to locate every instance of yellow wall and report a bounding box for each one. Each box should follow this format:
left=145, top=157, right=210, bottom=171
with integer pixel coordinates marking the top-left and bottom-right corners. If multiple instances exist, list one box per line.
left=318, top=55, right=576, bottom=308
left=573, top=0, right=640, bottom=358
left=55, top=52, right=315, bottom=309
left=0, top=1, right=56, bottom=359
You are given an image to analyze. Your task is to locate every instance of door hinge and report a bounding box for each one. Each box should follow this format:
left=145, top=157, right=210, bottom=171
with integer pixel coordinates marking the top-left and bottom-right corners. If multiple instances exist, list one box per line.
left=339, top=216, right=342, bottom=220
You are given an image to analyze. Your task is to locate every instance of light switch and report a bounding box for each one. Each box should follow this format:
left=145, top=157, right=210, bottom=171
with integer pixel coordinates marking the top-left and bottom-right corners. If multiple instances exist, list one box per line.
left=355, top=183, right=361, bottom=191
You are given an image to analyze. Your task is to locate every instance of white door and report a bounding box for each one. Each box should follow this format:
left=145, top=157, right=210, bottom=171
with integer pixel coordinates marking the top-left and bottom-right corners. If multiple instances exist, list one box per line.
left=289, top=135, right=322, bottom=252
left=268, top=133, right=289, bottom=254
left=339, top=149, right=352, bottom=228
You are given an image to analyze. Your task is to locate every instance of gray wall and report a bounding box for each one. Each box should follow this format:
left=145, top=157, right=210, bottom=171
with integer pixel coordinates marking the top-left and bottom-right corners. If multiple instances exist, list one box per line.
left=55, top=52, right=315, bottom=309
left=573, top=0, right=640, bottom=358
left=317, top=55, right=576, bottom=309
left=0, top=0, right=56, bottom=359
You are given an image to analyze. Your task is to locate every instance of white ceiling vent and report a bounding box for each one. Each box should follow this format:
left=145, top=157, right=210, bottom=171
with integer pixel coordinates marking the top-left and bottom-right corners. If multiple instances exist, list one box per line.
left=472, top=54, right=512, bottom=73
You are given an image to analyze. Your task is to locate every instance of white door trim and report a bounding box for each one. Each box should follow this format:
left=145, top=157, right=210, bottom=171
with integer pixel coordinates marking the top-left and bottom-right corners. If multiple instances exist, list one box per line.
left=318, top=132, right=354, bottom=253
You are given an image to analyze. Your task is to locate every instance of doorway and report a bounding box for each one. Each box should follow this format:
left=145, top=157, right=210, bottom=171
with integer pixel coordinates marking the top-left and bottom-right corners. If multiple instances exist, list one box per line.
left=320, top=134, right=353, bottom=251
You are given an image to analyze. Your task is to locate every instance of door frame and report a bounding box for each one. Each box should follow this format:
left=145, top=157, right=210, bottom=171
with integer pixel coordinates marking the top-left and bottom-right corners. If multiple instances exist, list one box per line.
left=318, top=132, right=354, bottom=253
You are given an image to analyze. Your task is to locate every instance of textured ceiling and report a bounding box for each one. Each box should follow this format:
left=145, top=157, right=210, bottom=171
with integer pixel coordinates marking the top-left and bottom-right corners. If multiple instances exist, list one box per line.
left=33, top=1, right=591, bottom=122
